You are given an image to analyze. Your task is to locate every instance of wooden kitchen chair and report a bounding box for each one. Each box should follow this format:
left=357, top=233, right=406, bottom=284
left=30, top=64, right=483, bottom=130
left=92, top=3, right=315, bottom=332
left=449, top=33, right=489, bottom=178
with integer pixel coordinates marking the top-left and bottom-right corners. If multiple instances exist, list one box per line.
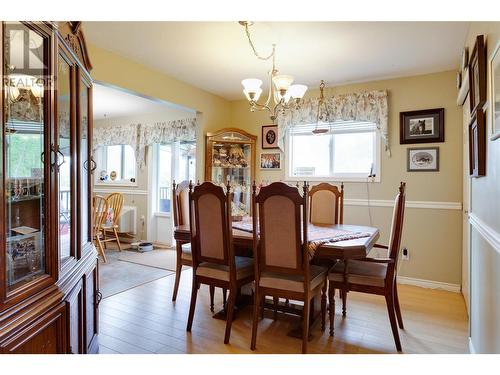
left=309, top=182, right=344, bottom=225
left=186, top=182, right=254, bottom=344
left=250, top=182, right=328, bottom=354
left=102, top=192, right=124, bottom=251
left=92, top=195, right=109, bottom=262
left=328, top=182, right=406, bottom=352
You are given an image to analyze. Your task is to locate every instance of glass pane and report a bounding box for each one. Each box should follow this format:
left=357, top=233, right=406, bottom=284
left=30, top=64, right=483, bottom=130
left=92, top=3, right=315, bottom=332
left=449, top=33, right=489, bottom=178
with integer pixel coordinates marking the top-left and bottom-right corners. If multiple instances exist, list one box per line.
left=106, top=145, right=122, bottom=181
left=332, top=132, right=374, bottom=175
left=4, top=22, right=47, bottom=291
left=58, top=56, right=72, bottom=260
left=179, top=141, right=196, bottom=182
left=290, top=133, right=331, bottom=177
left=157, top=144, right=172, bottom=213
left=122, top=145, right=135, bottom=180
left=80, top=80, right=90, bottom=245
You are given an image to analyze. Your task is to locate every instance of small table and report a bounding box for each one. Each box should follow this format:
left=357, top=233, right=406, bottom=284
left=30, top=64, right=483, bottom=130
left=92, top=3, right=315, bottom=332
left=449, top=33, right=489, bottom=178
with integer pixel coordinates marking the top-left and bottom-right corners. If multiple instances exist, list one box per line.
left=173, top=221, right=380, bottom=335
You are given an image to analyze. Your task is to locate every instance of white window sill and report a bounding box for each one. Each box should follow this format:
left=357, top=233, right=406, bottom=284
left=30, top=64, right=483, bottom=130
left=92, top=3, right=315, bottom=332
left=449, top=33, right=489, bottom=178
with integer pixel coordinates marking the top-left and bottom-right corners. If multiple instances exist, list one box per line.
left=285, top=175, right=381, bottom=183
left=154, top=212, right=171, bottom=218
left=95, top=181, right=138, bottom=188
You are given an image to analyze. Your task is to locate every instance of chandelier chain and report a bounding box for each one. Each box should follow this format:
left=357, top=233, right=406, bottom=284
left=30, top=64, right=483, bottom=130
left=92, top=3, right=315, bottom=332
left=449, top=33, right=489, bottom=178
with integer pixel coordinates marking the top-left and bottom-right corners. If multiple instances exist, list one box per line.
left=243, top=23, right=275, bottom=62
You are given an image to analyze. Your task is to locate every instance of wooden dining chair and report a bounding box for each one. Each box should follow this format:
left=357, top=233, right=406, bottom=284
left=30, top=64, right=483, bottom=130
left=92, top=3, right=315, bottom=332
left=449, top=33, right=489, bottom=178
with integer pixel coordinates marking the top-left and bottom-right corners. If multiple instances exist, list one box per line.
left=308, top=182, right=344, bottom=225
left=327, top=182, right=406, bottom=352
left=186, top=182, right=254, bottom=344
left=102, top=192, right=124, bottom=251
left=92, top=195, right=109, bottom=263
left=250, top=182, right=328, bottom=354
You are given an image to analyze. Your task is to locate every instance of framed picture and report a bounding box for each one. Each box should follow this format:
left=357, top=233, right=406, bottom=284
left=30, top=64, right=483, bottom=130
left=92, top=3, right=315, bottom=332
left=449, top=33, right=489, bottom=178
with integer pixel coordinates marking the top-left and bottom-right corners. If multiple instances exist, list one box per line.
left=461, top=46, right=469, bottom=73
left=489, top=41, right=500, bottom=141
left=469, top=35, right=487, bottom=116
left=407, top=147, right=439, bottom=172
left=469, top=110, right=486, bottom=177
left=262, top=125, right=279, bottom=149
left=400, top=108, right=444, bottom=144
left=260, top=152, right=281, bottom=169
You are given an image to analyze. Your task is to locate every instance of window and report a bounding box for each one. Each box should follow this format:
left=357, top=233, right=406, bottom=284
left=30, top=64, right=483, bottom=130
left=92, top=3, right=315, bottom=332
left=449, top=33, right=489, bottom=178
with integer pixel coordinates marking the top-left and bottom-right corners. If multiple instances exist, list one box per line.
left=286, top=121, right=380, bottom=181
left=96, top=144, right=136, bottom=183
left=155, top=141, right=196, bottom=214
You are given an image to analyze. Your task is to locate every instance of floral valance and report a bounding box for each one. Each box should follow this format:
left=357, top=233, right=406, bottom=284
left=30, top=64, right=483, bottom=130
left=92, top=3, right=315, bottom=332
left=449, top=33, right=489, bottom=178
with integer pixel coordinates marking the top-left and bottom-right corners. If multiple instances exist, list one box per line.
left=93, top=117, right=197, bottom=167
left=276, top=90, right=390, bottom=155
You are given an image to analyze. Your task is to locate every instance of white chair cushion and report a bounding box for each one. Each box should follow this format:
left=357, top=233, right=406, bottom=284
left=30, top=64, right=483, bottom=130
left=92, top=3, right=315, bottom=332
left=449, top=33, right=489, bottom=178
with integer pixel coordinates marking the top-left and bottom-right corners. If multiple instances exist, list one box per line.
left=196, top=256, right=254, bottom=281
left=181, top=243, right=192, bottom=260
left=259, top=265, right=327, bottom=293
left=328, top=260, right=387, bottom=287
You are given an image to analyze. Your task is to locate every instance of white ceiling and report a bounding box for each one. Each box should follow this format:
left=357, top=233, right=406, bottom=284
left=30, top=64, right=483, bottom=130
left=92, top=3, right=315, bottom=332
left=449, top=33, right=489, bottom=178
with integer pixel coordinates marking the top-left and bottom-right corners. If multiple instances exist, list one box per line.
left=84, top=22, right=470, bottom=100
left=93, top=82, right=194, bottom=119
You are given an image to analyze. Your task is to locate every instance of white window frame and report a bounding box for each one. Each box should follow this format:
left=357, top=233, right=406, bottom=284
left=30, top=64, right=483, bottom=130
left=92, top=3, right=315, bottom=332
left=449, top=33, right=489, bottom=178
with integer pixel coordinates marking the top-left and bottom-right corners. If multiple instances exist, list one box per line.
left=94, top=145, right=138, bottom=187
left=285, top=122, right=381, bottom=183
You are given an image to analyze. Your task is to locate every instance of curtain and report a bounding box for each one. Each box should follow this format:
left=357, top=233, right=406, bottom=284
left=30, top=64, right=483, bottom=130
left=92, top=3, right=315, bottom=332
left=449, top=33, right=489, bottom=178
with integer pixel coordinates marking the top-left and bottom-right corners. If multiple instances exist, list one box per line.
left=276, top=90, right=390, bottom=156
left=93, top=117, right=197, bottom=168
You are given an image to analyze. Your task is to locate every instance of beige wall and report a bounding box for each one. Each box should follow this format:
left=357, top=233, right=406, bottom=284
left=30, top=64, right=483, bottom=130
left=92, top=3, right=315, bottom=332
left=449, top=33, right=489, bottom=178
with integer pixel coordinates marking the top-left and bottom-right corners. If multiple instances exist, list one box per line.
left=463, top=22, right=500, bottom=354
left=230, top=71, right=463, bottom=285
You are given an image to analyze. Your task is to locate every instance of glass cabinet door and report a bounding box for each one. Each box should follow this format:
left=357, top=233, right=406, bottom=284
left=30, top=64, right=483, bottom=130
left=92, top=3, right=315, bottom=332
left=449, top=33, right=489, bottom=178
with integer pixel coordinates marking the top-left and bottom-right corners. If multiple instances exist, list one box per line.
left=78, top=74, right=92, bottom=252
left=3, top=22, right=49, bottom=291
left=57, top=50, right=75, bottom=263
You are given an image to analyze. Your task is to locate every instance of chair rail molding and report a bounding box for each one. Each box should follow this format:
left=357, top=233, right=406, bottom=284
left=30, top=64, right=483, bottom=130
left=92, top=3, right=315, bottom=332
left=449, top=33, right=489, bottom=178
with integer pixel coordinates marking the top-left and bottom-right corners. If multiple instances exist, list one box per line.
left=345, top=198, right=462, bottom=210
left=93, top=188, right=148, bottom=196
left=468, top=212, right=500, bottom=255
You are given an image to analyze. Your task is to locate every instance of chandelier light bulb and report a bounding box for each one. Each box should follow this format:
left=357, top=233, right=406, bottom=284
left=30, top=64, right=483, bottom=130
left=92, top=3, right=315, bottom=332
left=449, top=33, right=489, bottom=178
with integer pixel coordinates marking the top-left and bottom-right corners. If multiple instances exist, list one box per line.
left=272, top=74, right=294, bottom=94
left=241, top=78, right=263, bottom=101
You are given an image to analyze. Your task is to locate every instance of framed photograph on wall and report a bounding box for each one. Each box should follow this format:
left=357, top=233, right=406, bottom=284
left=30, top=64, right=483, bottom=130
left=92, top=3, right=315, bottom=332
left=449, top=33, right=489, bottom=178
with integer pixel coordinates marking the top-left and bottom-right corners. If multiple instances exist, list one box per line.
left=407, top=147, right=439, bottom=172
left=260, top=152, right=281, bottom=169
left=400, top=108, right=444, bottom=144
left=262, top=125, right=279, bottom=149
left=490, top=41, right=500, bottom=141
left=469, top=35, right=487, bottom=116
left=469, top=110, right=486, bottom=177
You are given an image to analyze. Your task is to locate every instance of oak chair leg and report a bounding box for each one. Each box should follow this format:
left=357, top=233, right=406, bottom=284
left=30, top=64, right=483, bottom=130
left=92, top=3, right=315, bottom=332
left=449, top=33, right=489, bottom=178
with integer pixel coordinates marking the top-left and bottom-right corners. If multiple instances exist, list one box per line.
left=250, top=289, right=260, bottom=351
left=273, top=297, right=279, bottom=320
left=186, top=280, right=199, bottom=332
left=302, top=295, right=311, bottom=354
left=341, top=290, right=347, bottom=317
left=328, top=283, right=335, bottom=336
left=112, top=227, right=122, bottom=251
left=102, top=230, right=107, bottom=249
left=321, top=282, right=327, bottom=332
left=95, top=238, right=107, bottom=263
left=385, top=293, right=402, bottom=352
left=171, top=245, right=183, bottom=301
left=394, top=282, right=404, bottom=329
left=224, top=288, right=236, bottom=344
left=209, top=285, right=215, bottom=312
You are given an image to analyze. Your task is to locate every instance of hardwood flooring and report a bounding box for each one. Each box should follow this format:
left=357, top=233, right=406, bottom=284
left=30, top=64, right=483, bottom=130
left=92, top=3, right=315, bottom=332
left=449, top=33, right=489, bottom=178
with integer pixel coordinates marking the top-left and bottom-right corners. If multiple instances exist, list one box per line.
left=98, top=269, right=469, bottom=354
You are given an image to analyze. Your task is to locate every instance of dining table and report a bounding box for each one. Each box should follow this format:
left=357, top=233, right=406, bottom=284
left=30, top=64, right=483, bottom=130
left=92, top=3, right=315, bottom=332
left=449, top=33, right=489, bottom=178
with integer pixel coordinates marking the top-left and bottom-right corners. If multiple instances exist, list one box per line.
left=173, top=218, right=380, bottom=338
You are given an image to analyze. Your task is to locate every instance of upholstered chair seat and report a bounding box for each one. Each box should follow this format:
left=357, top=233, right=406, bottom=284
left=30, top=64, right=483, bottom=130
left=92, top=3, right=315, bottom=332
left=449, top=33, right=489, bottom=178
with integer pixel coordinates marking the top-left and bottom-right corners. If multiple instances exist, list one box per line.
left=259, top=265, right=328, bottom=292
left=181, top=242, right=192, bottom=260
left=196, top=256, right=254, bottom=281
left=328, top=260, right=387, bottom=287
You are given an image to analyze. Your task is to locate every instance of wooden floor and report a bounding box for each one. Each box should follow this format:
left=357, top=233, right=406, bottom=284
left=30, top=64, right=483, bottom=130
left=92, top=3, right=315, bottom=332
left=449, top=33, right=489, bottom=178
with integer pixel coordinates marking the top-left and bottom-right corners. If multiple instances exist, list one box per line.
left=98, top=269, right=469, bottom=354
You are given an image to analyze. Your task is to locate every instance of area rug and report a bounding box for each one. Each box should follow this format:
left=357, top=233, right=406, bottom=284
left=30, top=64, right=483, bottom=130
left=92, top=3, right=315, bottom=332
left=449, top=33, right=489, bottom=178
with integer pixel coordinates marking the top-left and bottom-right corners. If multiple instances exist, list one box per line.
left=117, top=248, right=179, bottom=272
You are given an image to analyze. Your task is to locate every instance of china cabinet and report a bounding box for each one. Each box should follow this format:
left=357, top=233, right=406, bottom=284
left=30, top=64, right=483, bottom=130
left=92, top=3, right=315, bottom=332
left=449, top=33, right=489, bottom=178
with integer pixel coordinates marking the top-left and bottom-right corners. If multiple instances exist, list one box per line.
left=0, top=21, right=98, bottom=354
left=205, top=128, right=256, bottom=217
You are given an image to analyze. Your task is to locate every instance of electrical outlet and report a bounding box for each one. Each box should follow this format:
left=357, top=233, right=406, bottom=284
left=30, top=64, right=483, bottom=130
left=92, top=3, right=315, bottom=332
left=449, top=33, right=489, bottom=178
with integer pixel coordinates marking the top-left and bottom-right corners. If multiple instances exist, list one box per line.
left=402, top=247, right=409, bottom=261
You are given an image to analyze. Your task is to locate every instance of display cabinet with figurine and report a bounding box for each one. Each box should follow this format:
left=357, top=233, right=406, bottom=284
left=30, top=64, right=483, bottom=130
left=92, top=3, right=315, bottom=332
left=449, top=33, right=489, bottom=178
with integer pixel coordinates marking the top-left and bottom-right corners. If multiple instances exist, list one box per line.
left=205, top=128, right=256, bottom=219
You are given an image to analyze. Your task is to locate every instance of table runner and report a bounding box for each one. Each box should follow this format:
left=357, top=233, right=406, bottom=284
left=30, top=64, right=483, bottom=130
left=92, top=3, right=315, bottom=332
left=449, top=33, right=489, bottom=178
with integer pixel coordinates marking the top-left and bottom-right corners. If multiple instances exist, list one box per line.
left=232, top=218, right=372, bottom=258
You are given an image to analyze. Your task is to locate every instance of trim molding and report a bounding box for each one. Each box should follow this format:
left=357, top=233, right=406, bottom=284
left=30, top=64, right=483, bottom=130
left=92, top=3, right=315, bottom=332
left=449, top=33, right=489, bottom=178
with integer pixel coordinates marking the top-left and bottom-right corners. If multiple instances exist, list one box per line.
left=346, top=198, right=462, bottom=210
left=469, top=213, right=500, bottom=255
left=397, top=276, right=461, bottom=293
left=94, top=188, right=148, bottom=196
left=468, top=337, right=476, bottom=354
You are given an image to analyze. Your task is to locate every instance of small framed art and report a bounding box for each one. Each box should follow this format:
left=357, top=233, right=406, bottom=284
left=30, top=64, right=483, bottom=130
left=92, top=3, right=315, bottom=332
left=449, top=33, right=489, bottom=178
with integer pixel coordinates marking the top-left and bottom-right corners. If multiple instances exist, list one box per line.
left=407, top=147, right=439, bottom=172
left=468, top=35, right=487, bottom=116
left=400, top=108, right=444, bottom=144
left=260, top=152, right=281, bottom=169
left=262, top=125, right=279, bottom=149
left=489, top=41, right=500, bottom=141
left=469, top=110, right=486, bottom=177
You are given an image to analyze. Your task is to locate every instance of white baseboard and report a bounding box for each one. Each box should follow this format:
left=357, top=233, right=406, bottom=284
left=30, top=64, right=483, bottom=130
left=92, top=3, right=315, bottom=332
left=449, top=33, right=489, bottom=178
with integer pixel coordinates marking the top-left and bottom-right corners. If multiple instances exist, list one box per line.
left=468, top=337, right=476, bottom=354
left=397, top=276, right=461, bottom=293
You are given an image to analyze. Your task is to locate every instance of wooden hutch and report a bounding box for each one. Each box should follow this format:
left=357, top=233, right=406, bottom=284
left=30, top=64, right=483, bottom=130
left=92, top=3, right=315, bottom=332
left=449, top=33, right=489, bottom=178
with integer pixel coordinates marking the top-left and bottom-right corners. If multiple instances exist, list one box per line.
left=0, top=22, right=99, bottom=353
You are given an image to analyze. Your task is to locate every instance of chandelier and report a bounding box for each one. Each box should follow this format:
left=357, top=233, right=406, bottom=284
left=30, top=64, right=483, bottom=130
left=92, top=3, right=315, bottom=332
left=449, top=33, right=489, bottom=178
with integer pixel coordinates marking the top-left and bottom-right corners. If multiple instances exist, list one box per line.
left=239, top=21, right=308, bottom=123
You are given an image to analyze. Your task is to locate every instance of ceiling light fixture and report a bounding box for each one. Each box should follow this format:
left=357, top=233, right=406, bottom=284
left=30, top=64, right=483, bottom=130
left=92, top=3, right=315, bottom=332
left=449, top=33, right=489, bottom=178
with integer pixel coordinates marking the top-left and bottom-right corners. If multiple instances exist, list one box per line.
left=239, top=21, right=308, bottom=123
left=312, top=80, right=330, bottom=135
